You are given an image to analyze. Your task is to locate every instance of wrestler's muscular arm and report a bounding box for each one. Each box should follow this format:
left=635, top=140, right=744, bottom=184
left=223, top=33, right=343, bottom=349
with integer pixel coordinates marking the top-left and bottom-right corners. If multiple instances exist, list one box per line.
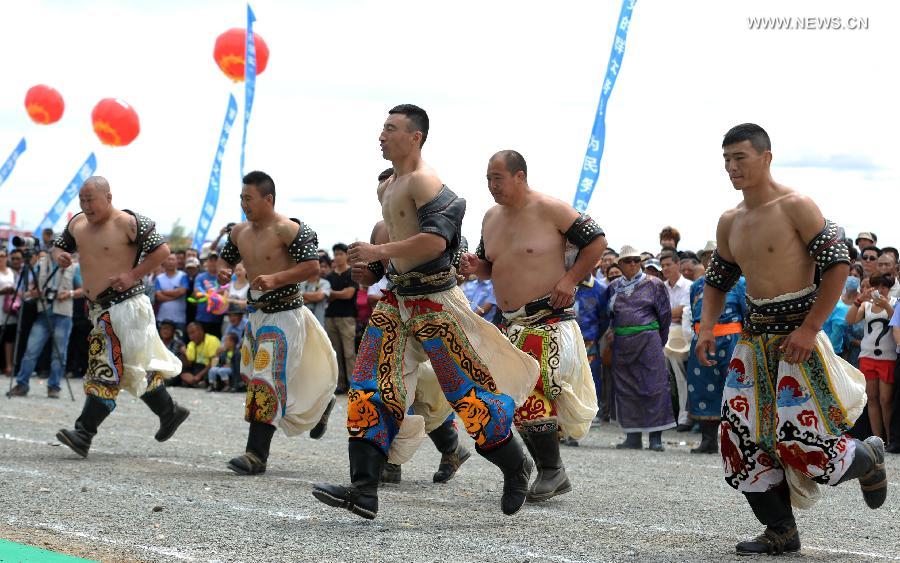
left=348, top=174, right=447, bottom=264
left=109, top=214, right=170, bottom=291
left=696, top=211, right=735, bottom=367
left=543, top=199, right=608, bottom=309
left=780, top=195, right=850, bottom=364
left=351, top=221, right=389, bottom=286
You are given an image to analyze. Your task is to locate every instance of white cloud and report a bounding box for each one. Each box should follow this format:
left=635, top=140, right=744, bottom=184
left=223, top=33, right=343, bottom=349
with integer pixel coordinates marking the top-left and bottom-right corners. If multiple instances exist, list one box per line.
left=0, top=0, right=897, bottom=254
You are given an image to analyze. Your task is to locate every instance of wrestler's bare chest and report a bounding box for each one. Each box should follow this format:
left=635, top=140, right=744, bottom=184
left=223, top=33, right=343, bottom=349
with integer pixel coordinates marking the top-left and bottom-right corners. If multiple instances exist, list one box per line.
left=234, top=227, right=291, bottom=278
left=483, top=210, right=562, bottom=265
left=380, top=179, right=419, bottom=240
left=727, top=205, right=813, bottom=294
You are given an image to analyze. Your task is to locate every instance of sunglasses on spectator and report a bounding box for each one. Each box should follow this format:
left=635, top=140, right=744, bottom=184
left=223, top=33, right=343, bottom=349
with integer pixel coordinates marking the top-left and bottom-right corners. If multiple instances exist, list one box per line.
left=861, top=255, right=879, bottom=261
left=619, top=257, right=641, bottom=265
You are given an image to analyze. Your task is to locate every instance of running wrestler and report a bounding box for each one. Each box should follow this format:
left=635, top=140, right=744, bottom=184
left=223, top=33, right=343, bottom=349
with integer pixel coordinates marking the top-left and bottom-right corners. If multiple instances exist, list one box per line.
left=459, top=150, right=605, bottom=502
left=54, top=176, right=188, bottom=457
left=367, top=211, right=471, bottom=485
left=698, top=123, right=886, bottom=556
left=312, top=104, right=539, bottom=519
left=217, top=171, right=338, bottom=475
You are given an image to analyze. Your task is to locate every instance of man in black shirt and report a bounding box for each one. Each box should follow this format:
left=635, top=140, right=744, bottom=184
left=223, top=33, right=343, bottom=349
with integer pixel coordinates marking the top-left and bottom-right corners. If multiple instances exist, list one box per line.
left=325, top=243, right=358, bottom=393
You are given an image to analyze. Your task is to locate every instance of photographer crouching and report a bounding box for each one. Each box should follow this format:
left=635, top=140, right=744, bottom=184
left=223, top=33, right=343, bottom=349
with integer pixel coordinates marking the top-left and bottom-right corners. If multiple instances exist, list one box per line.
left=6, top=235, right=82, bottom=398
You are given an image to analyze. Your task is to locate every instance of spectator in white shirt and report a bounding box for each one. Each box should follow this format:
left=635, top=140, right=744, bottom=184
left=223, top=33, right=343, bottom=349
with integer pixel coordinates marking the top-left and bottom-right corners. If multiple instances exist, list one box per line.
left=660, top=250, right=692, bottom=431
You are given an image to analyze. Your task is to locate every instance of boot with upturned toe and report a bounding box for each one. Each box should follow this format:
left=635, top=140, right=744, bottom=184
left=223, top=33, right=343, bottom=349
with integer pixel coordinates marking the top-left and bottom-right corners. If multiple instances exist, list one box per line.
left=312, top=439, right=385, bottom=520
left=521, top=422, right=572, bottom=502
left=56, top=395, right=112, bottom=458
left=309, top=395, right=336, bottom=440
left=428, top=418, right=471, bottom=483
left=477, top=435, right=533, bottom=515
left=227, top=421, right=276, bottom=475
left=736, top=484, right=801, bottom=556
left=836, top=436, right=888, bottom=509
left=140, top=385, right=190, bottom=442
left=616, top=432, right=642, bottom=450
left=691, top=421, right=719, bottom=454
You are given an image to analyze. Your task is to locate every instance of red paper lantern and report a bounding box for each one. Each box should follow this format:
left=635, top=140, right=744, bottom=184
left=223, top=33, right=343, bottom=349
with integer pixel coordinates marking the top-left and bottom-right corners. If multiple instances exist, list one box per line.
left=91, top=98, right=140, bottom=147
left=213, top=28, right=269, bottom=82
left=24, top=84, right=65, bottom=125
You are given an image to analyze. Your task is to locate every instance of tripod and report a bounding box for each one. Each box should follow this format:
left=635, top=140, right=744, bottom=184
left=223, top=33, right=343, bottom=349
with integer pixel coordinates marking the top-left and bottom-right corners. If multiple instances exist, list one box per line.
left=3, top=254, right=75, bottom=401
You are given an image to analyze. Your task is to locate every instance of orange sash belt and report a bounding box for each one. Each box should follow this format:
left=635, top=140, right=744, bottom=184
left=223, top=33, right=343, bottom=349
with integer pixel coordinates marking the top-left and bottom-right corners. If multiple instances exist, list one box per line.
left=695, top=322, right=743, bottom=337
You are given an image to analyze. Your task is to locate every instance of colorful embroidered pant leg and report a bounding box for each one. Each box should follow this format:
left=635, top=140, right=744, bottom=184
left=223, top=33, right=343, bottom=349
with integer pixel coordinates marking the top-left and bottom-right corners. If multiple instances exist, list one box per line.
left=506, top=323, right=561, bottom=427
left=347, top=294, right=410, bottom=454
left=504, top=319, right=598, bottom=439
left=240, top=307, right=337, bottom=436
left=405, top=296, right=515, bottom=450
left=721, top=332, right=864, bottom=494
left=85, top=295, right=183, bottom=411
left=84, top=310, right=125, bottom=410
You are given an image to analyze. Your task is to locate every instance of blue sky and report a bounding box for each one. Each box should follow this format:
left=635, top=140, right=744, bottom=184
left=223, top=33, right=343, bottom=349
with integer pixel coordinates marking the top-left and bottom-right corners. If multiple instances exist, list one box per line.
left=0, top=0, right=897, bottom=253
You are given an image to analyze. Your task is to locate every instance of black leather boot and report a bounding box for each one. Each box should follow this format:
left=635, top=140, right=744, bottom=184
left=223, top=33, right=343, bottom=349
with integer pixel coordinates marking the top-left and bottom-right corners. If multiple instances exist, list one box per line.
left=615, top=432, right=642, bottom=449
left=312, top=439, right=385, bottom=519
left=140, top=385, right=190, bottom=441
left=836, top=436, right=887, bottom=509
left=648, top=431, right=664, bottom=452
left=429, top=419, right=471, bottom=483
left=477, top=436, right=534, bottom=516
left=380, top=462, right=402, bottom=484
left=56, top=396, right=113, bottom=458
left=523, top=423, right=572, bottom=502
left=736, top=484, right=801, bottom=555
left=227, top=422, right=276, bottom=475
left=691, top=421, right=719, bottom=454
left=309, top=395, right=336, bottom=440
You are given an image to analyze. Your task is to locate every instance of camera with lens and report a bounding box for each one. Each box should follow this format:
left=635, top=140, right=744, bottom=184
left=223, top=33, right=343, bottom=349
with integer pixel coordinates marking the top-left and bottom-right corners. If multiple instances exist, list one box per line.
left=43, top=287, right=58, bottom=303
left=12, top=235, right=40, bottom=252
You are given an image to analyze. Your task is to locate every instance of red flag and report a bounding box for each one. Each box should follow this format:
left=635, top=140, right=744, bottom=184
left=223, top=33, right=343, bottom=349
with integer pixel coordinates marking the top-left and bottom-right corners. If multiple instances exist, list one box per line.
left=9, top=210, right=14, bottom=226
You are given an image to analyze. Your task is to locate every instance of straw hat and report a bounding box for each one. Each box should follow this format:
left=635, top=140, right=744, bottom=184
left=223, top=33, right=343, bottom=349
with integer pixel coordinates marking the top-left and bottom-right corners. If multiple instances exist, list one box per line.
left=617, top=245, right=641, bottom=261
left=664, top=327, right=691, bottom=361
left=698, top=240, right=716, bottom=258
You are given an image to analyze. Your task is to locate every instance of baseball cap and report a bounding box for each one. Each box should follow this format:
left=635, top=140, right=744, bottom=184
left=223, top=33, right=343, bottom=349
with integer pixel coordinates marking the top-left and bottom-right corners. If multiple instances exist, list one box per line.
left=644, top=259, right=662, bottom=271
left=185, top=257, right=200, bottom=268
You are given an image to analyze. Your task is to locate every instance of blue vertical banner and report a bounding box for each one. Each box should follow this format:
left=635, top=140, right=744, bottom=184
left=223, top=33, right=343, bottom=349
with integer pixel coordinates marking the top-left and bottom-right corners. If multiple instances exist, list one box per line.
left=0, top=137, right=27, bottom=190
left=240, top=3, right=256, bottom=179
left=36, top=153, right=97, bottom=232
left=572, top=0, right=636, bottom=212
left=192, top=94, right=239, bottom=250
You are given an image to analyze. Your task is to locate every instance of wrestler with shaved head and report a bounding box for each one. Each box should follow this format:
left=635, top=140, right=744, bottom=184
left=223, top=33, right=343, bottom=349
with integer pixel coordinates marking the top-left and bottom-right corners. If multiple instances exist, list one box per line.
left=460, top=150, right=607, bottom=502
left=54, top=176, right=189, bottom=458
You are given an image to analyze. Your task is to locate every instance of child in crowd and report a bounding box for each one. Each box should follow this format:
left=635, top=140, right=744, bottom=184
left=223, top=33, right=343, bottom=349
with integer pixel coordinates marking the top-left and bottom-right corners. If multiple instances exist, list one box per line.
left=207, top=333, right=240, bottom=392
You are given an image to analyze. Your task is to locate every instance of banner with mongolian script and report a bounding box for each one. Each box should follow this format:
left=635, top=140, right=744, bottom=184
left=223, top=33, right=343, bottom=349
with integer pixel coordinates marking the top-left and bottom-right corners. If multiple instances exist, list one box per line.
left=572, top=0, right=636, bottom=212
left=192, top=94, right=239, bottom=250
left=0, top=137, right=26, bottom=190
left=36, top=153, right=97, bottom=232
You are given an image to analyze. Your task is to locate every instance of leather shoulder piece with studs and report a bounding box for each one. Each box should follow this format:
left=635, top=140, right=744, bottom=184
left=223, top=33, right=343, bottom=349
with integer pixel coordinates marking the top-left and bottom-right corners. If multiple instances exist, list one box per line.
left=564, top=214, right=605, bottom=249
left=52, top=212, right=83, bottom=253
left=705, top=250, right=742, bottom=293
left=288, top=219, right=319, bottom=262
left=806, top=219, right=850, bottom=274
